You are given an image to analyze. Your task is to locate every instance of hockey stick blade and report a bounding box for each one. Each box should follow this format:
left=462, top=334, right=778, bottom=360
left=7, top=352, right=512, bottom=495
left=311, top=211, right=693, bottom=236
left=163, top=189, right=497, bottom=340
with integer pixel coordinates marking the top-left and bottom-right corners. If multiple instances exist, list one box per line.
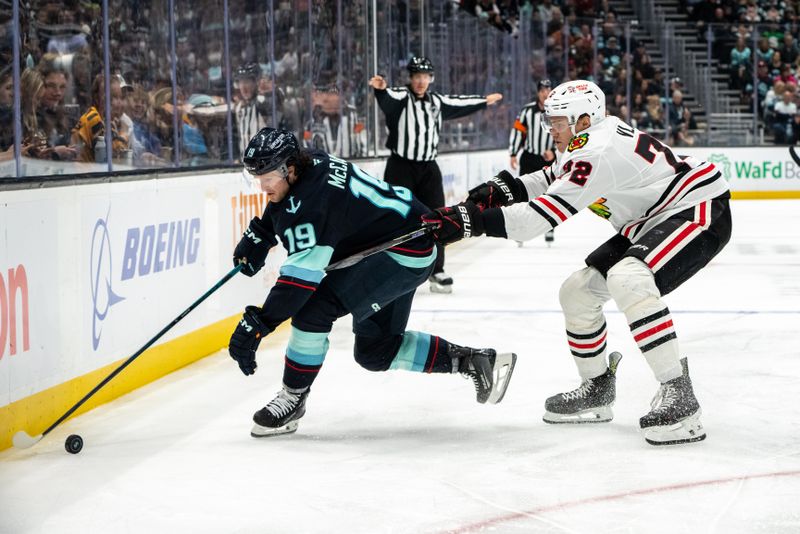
left=12, top=431, right=42, bottom=449
left=325, top=222, right=437, bottom=272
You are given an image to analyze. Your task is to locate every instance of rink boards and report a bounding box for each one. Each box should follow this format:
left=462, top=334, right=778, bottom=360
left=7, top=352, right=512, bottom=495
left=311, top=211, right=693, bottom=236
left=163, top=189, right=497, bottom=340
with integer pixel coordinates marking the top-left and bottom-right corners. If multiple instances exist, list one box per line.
left=0, top=146, right=797, bottom=451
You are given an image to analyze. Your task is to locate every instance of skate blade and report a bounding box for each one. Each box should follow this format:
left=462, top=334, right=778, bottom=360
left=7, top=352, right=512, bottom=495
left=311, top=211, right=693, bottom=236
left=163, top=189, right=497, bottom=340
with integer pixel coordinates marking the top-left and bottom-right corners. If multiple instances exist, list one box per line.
left=543, top=406, right=614, bottom=424
left=429, top=283, right=452, bottom=294
left=642, top=411, right=706, bottom=446
left=487, top=353, right=517, bottom=404
left=251, top=420, right=299, bottom=438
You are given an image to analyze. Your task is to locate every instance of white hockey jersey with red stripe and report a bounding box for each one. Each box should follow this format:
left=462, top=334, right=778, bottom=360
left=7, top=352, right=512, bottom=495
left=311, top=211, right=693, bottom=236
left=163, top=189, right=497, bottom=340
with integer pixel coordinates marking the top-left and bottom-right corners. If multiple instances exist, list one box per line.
left=501, top=116, right=729, bottom=242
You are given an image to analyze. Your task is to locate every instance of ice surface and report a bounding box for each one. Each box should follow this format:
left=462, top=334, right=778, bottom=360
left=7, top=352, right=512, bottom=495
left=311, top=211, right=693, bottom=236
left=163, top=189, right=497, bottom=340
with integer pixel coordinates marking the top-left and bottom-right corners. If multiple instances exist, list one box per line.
left=1, top=200, right=799, bottom=533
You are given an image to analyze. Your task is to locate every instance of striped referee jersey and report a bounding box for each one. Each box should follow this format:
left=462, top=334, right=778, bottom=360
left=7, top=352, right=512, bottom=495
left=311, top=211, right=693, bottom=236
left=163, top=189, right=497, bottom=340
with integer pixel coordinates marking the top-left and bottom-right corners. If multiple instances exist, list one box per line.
left=374, top=86, right=488, bottom=161
left=509, top=101, right=553, bottom=156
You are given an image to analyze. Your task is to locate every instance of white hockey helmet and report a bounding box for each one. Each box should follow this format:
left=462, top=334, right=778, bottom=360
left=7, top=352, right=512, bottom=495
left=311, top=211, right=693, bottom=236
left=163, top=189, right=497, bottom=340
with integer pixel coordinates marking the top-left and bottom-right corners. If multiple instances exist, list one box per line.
left=542, top=80, right=606, bottom=135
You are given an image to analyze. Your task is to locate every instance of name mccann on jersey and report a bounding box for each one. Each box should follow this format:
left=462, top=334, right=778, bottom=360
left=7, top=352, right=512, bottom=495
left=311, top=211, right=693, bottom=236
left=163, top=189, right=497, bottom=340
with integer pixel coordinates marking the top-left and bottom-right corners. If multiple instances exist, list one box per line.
left=327, top=155, right=348, bottom=189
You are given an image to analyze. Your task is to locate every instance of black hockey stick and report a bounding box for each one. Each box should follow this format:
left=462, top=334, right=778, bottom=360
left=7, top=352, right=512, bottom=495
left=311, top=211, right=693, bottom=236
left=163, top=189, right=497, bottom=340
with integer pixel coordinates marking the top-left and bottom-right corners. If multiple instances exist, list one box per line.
left=325, top=222, right=438, bottom=271
left=12, top=263, right=245, bottom=450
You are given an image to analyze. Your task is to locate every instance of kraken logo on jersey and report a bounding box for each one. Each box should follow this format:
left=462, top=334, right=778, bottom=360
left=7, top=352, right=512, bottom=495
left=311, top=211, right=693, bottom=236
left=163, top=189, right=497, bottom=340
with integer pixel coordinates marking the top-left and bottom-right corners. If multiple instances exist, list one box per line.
left=588, top=197, right=611, bottom=219
left=567, top=133, right=589, bottom=152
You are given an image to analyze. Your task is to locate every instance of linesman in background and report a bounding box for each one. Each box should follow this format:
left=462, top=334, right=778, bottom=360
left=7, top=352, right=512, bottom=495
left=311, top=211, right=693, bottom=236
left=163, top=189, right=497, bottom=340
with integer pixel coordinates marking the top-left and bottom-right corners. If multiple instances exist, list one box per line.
left=509, top=79, right=556, bottom=244
left=369, top=56, right=503, bottom=293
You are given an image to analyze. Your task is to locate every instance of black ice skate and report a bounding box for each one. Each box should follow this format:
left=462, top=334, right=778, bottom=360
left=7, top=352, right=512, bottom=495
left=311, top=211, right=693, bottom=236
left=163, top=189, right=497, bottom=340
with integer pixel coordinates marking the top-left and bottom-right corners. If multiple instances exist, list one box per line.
left=543, top=352, right=622, bottom=424
left=451, top=344, right=517, bottom=404
left=640, top=358, right=706, bottom=446
left=251, top=386, right=309, bottom=437
left=429, top=272, right=453, bottom=294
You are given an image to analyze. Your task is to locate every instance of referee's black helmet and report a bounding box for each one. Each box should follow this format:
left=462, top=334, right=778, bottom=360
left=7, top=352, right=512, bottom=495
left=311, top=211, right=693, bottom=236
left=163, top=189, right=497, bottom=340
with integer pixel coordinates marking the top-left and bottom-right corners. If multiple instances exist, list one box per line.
left=407, top=56, right=434, bottom=74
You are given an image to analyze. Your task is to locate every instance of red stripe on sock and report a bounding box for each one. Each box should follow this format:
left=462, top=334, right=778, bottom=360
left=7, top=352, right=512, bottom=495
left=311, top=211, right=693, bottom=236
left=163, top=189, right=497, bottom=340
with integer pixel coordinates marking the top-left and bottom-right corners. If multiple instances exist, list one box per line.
left=633, top=319, right=674, bottom=343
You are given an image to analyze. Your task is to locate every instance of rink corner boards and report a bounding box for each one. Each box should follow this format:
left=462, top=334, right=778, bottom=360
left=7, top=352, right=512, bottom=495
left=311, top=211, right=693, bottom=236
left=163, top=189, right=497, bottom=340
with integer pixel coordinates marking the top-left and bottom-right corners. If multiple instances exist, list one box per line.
left=0, top=316, right=288, bottom=452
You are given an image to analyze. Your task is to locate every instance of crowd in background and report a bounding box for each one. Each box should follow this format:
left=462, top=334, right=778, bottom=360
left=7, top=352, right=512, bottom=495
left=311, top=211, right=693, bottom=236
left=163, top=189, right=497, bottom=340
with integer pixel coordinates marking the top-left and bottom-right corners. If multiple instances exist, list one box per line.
left=5, top=0, right=800, bottom=178
left=683, top=0, right=800, bottom=143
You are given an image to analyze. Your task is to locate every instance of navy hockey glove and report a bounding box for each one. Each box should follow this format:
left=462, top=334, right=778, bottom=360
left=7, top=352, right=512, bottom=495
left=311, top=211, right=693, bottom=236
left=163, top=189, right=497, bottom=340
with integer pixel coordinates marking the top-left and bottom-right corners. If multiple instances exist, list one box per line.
left=421, top=201, right=484, bottom=246
left=233, top=217, right=278, bottom=276
left=229, top=306, right=273, bottom=375
left=467, top=170, right=527, bottom=210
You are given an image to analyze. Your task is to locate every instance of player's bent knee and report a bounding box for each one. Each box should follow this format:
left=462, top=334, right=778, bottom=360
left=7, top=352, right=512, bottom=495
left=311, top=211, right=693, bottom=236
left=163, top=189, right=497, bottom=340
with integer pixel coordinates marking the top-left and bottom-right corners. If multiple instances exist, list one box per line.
left=606, top=257, right=660, bottom=311
left=354, top=334, right=403, bottom=372
left=559, top=267, right=607, bottom=315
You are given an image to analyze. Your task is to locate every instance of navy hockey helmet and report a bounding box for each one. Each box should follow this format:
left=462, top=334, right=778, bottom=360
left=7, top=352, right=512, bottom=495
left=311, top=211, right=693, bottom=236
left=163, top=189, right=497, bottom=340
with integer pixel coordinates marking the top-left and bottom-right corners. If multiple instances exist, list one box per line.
left=407, top=56, right=434, bottom=74
left=235, top=62, right=261, bottom=81
left=242, top=128, right=300, bottom=177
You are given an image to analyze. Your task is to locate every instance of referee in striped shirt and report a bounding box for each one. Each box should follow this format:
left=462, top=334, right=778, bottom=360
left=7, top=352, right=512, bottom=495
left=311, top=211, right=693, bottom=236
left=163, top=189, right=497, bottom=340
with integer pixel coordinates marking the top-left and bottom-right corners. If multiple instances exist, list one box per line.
left=509, top=79, right=556, bottom=243
left=369, top=56, right=502, bottom=293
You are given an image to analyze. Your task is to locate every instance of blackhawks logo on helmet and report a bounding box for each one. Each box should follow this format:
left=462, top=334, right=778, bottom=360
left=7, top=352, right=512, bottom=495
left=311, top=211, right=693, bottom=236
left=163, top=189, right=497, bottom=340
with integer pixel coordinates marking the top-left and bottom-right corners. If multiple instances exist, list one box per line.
left=588, top=197, right=611, bottom=219
left=567, top=133, right=589, bottom=152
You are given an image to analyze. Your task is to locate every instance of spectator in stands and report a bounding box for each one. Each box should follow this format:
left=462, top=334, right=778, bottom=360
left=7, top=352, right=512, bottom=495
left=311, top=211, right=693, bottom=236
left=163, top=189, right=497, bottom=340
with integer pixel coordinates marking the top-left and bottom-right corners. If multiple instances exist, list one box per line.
left=756, top=37, right=775, bottom=65
left=764, top=79, right=786, bottom=120
left=668, top=90, right=687, bottom=130
left=768, top=51, right=784, bottom=77
left=775, top=63, right=798, bottom=85
left=0, top=68, right=13, bottom=153
left=754, top=60, right=774, bottom=110
left=639, top=94, right=665, bottom=130
left=127, top=85, right=163, bottom=166
left=779, top=33, right=799, bottom=64
left=772, top=89, right=797, bottom=143
left=730, top=37, right=752, bottom=71
left=151, top=86, right=208, bottom=164
left=20, top=69, right=48, bottom=159
left=37, top=55, right=78, bottom=161
left=72, top=73, right=130, bottom=163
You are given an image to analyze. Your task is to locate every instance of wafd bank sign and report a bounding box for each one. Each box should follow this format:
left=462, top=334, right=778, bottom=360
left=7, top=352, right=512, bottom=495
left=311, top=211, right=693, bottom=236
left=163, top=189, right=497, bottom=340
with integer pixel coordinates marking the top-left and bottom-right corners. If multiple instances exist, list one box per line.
left=681, top=146, right=800, bottom=192
left=85, top=193, right=203, bottom=357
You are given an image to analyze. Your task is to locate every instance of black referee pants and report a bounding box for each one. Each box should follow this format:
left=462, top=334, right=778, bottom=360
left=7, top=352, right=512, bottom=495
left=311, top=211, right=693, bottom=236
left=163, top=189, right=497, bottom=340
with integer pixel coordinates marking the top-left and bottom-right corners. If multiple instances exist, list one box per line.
left=384, top=154, right=446, bottom=274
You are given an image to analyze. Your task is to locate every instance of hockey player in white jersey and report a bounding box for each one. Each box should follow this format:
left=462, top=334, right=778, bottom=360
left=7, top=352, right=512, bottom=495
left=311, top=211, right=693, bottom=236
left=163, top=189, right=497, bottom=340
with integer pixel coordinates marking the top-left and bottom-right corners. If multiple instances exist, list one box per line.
left=423, top=80, right=732, bottom=446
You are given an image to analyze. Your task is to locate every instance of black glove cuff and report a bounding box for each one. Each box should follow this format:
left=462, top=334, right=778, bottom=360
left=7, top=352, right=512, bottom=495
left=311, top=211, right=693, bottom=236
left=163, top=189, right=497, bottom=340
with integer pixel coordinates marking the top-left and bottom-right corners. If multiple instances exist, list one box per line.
left=512, top=177, right=529, bottom=202
left=491, top=170, right=527, bottom=203
left=248, top=218, right=278, bottom=247
left=244, top=305, right=274, bottom=337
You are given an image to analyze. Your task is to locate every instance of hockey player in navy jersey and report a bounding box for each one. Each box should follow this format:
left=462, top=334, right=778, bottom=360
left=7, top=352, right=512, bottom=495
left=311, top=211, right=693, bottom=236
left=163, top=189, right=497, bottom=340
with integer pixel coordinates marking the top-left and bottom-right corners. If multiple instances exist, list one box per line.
left=423, top=80, right=732, bottom=446
left=228, top=127, right=516, bottom=437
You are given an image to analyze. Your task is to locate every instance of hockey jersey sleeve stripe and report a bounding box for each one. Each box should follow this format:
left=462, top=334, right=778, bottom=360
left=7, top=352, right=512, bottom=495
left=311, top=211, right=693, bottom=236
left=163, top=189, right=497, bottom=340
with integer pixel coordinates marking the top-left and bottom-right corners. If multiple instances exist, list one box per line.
left=533, top=196, right=569, bottom=222
left=529, top=202, right=558, bottom=227
left=513, top=119, right=527, bottom=133
left=547, top=193, right=578, bottom=215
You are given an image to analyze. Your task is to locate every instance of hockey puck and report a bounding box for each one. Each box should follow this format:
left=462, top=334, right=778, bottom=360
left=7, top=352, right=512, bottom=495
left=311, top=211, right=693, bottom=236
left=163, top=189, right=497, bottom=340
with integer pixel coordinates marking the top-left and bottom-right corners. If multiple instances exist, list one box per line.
left=65, top=434, right=83, bottom=454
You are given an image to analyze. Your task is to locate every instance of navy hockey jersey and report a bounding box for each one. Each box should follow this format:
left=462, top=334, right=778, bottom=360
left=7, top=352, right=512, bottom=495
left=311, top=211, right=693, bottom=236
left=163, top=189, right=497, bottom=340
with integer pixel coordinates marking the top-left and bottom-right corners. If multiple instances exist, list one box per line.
left=256, top=150, right=435, bottom=330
